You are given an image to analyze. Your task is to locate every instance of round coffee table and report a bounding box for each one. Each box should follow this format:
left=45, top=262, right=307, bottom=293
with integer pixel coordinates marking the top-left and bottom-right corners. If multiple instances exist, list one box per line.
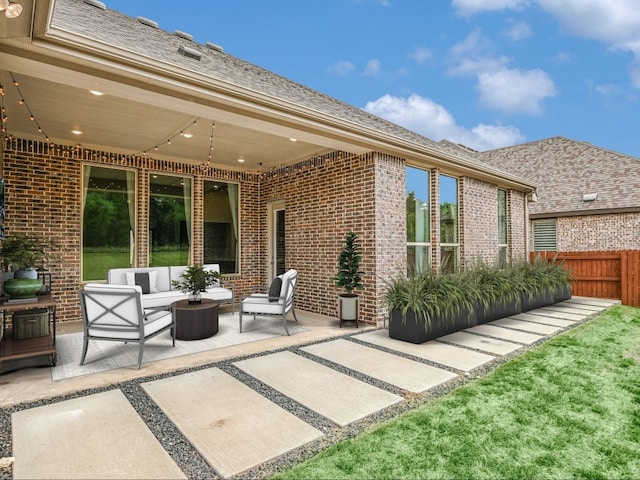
left=173, top=298, right=219, bottom=340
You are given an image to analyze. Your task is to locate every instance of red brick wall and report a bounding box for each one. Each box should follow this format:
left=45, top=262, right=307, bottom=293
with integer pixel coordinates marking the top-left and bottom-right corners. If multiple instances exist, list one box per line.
left=461, top=176, right=497, bottom=266
left=1, top=138, right=262, bottom=323
left=555, top=213, right=640, bottom=251
left=259, top=151, right=385, bottom=323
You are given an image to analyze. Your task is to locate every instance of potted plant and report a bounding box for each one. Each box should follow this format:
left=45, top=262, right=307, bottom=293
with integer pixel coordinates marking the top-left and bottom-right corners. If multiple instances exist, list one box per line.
left=0, top=234, right=58, bottom=300
left=467, top=262, right=521, bottom=324
left=382, top=271, right=476, bottom=344
left=334, top=231, right=364, bottom=326
left=514, top=256, right=571, bottom=312
left=171, top=264, right=220, bottom=304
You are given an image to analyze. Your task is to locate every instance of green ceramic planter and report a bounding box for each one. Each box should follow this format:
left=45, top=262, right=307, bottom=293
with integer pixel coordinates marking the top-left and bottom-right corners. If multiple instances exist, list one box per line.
left=3, top=278, right=43, bottom=299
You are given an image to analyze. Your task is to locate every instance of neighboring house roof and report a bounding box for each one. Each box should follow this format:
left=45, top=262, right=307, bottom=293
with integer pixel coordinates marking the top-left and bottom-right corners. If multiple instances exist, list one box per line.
left=476, top=136, right=640, bottom=217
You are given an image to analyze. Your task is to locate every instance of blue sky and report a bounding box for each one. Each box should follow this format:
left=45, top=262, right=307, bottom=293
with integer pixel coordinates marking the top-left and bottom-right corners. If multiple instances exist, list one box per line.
left=104, top=0, right=640, bottom=158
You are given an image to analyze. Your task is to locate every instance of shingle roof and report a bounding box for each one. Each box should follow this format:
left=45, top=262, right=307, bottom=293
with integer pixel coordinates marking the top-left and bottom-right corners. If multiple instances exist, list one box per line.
left=51, top=0, right=452, bottom=157
left=478, top=136, right=640, bottom=215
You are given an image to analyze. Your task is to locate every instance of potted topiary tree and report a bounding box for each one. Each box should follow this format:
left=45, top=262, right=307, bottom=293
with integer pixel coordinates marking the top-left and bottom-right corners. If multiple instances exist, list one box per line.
left=334, top=231, right=364, bottom=327
left=171, top=264, right=220, bottom=304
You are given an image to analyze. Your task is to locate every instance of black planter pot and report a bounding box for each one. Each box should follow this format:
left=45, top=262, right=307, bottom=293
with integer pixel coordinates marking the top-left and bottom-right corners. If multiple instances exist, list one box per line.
left=389, top=305, right=475, bottom=344
left=475, top=297, right=521, bottom=324
left=520, top=288, right=555, bottom=312
left=553, top=282, right=572, bottom=303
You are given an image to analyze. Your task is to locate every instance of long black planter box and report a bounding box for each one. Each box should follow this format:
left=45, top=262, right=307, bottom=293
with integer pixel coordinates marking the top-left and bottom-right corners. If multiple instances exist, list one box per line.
left=388, top=306, right=474, bottom=344
left=389, top=283, right=572, bottom=344
left=475, top=298, right=521, bottom=325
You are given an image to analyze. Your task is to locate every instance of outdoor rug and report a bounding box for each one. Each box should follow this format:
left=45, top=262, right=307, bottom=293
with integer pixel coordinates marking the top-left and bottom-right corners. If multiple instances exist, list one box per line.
left=51, top=313, right=306, bottom=381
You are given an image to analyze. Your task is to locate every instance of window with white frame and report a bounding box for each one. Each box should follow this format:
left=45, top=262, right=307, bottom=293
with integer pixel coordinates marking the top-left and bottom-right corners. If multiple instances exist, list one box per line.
left=440, top=174, right=459, bottom=273
left=498, top=189, right=508, bottom=268
left=533, top=219, right=557, bottom=251
left=149, top=174, right=192, bottom=266
left=406, top=166, right=431, bottom=275
left=82, top=165, right=136, bottom=281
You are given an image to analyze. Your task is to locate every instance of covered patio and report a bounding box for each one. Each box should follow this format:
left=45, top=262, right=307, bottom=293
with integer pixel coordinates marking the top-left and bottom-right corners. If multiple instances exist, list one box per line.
left=0, top=0, right=536, bottom=329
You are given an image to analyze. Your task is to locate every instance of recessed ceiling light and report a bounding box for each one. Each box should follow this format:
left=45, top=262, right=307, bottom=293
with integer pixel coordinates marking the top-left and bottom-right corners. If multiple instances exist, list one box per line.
left=237, top=157, right=245, bottom=163
left=71, top=129, right=83, bottom=135
left=181, top=132, right=193, bottom=138
left=289, top=137, right=298, bottom=142
left=89, top=90, right=105, bottom=96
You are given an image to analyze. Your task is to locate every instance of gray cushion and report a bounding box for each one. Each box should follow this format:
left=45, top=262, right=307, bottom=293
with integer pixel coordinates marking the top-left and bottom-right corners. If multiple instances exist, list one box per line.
left=268, top=277, right=282, bottom=302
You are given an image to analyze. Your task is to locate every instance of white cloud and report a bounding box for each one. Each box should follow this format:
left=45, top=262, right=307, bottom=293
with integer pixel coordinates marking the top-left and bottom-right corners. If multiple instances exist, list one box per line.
left=363, top=93, right=525, bottom=150
left=447, top=30, right=556, bottom=114
left=455, top=0, right=640, bottom=88
left=551, top=51, right=571, bottom=64
left=327, top=61, right=356, bottom=75
left=595, top=83, right=621, bottom=96
left=364, top=59, right=382, bottom=77
left=477, top=68, right=556, bottom=114
left=505, top=21, right=531, bottom=41
left=452, top=0, right=530, bottom=16
left=535, top=0, right=640, bottom=88
left=408, top=47, right=432, bottom=64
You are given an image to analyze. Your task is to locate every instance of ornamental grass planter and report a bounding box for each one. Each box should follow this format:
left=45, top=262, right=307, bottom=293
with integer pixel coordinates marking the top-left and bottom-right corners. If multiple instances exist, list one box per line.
left=520, top=287, right=556, bottom=312
left=388, top=305, right=474, bottom=344
left=475, top=297, right=521, bottom=325
left=553, top=283, right=573, bottom=303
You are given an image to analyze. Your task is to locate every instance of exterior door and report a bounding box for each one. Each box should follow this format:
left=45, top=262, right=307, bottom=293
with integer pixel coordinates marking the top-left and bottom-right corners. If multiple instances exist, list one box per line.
left=267, top=201, right=286, bottom=281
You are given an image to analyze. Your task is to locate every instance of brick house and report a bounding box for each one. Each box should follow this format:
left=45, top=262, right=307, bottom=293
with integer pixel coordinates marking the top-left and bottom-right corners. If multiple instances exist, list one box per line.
left=0, top=0, right=535, bottom=324
left=473, top=136, right=640, bottom=253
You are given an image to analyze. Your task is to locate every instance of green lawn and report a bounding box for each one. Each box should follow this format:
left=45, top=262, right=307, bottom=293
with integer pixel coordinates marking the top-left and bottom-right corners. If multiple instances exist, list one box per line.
left=274, top=305, right=640, bottom=479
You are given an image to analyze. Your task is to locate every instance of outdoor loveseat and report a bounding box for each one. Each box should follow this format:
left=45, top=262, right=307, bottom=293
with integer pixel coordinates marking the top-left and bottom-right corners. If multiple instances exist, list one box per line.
left=107, top=264, right=234, bottom=312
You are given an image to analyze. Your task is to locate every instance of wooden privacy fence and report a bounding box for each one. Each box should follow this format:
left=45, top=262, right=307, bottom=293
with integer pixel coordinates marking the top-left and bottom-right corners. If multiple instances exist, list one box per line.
left=531, top=251, right=640, bottom=307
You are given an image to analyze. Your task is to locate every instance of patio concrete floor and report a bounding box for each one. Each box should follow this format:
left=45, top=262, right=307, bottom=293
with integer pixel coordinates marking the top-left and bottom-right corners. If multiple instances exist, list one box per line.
left=1, top=296, right=619, bottom=479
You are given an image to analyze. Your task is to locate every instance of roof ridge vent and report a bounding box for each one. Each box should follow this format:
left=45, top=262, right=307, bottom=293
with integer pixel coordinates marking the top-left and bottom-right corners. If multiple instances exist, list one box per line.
left=173, top=30, right=194, bottom=41
left=137, top=17, right=159, bottom=28
left=205, top=42, right=224, bottom=52
left=178, top=45, right=202, bottom=61
left=83, top=0, right=106, bottom=9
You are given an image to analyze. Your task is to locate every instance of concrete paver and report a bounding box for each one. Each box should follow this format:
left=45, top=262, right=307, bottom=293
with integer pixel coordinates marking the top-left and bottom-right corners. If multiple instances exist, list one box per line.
left=301, top=339, right=457, bottom=393
left=354, top=329, right=496, bottom=372
left=490, top=317, right=561, bottom=335
left=234, top=351, right=403, bottom=426
left=537, top=305, right=601, bottom=316
left=440, top=331, right=522, bottom=355
left=468, top=324, right=545, bottom=344
left=142, top=367, right=323, bottom=479
left=510, top=312, right=576, bottom=328
left=12, top=390, right=185, bottom=480
left=527, top=309, right=586, bottom=321
left=555, top=302, right=605, bottom=312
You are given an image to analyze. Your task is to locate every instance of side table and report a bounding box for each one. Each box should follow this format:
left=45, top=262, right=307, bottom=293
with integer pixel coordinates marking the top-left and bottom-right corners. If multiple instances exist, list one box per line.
left=0, top=295, right=57, bottom=374
left=174, top=299, right=219, bottom=340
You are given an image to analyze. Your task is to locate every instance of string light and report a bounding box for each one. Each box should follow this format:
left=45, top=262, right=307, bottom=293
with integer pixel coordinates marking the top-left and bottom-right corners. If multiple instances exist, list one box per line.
left=136, top=117, right=200, bottom=157
left=3, top=72, right=53, bottom=145
left=204, top=121, right=216, bottom=167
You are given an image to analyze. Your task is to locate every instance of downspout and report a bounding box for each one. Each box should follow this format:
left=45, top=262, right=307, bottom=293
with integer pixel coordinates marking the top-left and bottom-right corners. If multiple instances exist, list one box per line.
left=525, top=191, right=538, bottom=261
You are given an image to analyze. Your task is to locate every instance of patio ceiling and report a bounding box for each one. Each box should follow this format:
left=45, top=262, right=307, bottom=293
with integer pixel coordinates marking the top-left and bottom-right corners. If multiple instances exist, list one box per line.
left=0, top=65, right=352, bottom=173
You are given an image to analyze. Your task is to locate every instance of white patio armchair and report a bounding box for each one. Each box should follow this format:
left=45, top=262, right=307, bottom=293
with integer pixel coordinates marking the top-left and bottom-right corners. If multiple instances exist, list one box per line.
left=239, top=269, right=299, bottom=335
left=78, top=283, right=176, bottom=369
